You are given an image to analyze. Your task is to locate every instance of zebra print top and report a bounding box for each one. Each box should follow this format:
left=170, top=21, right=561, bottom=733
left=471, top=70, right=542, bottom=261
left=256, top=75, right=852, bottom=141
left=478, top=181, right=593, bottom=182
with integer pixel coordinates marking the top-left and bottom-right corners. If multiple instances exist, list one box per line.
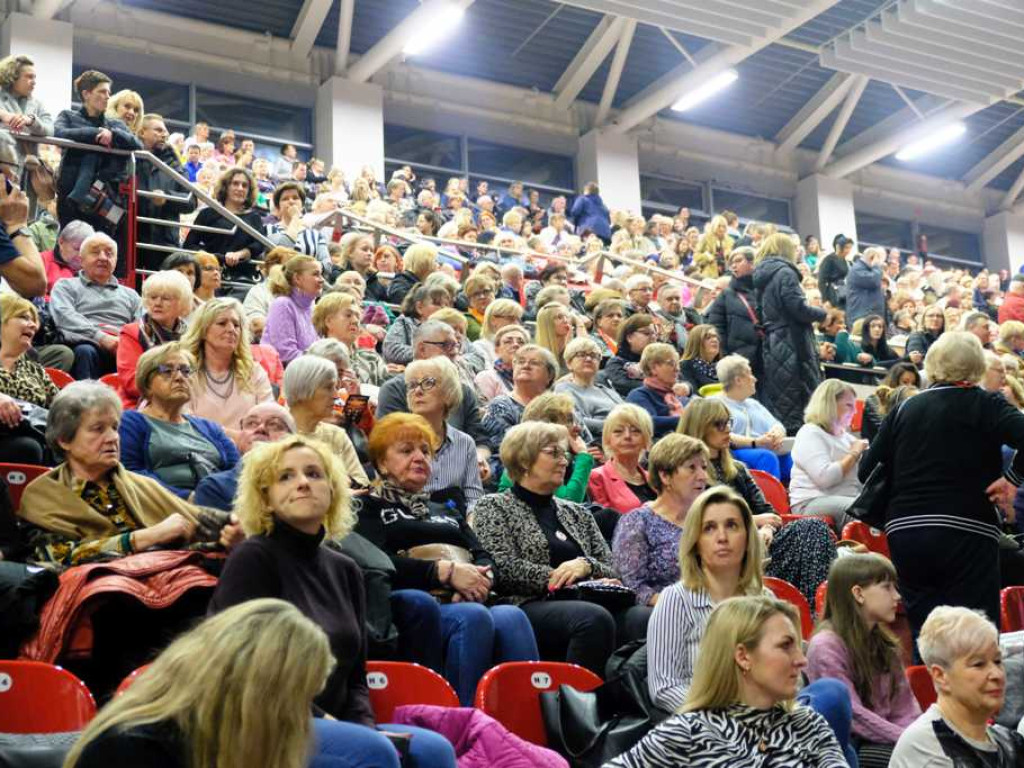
left=604, top=704, right=847, bottom=767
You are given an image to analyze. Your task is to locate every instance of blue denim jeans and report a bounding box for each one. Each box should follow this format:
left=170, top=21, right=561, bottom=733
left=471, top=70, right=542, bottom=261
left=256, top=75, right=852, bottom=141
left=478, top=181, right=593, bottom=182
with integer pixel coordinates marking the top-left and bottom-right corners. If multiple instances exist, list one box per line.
left=310, top=718, right=456, bottom=768
left=797, top=677, right=857, bottom=767
left=733, top=447, right=793, bottom=484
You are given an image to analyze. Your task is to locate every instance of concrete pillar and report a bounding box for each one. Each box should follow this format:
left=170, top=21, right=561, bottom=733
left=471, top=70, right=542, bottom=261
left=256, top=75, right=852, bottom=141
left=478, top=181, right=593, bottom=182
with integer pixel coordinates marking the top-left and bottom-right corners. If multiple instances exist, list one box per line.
left=0, top=13, right=73, bottom=114
left=983, top=210, right=1024, bottom=274
left=315, top=77, right=384, bottom=186
left=794, top=174, right=858, bottom=251
left=577, top=129, right=641, bottom=214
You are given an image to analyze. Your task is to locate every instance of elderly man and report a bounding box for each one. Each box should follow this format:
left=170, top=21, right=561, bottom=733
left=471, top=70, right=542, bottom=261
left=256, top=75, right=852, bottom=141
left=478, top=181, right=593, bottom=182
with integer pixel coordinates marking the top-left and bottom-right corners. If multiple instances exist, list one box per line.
left=963, top=311, right=994, bottom=350
left=376, top=319, right=485, bottom=444
left=1000, top=274, right=1024, bottom=325
left=844, top=245, right=886, bottom=325
left=135, top=113, right=196, bottom=270
left=652, top=282, right=692, bottom=353
left=193, top=402, right=296, bottom=511
left=50, top=232, right=141, bottom=379
left=623, top=274, right=655, bottom=317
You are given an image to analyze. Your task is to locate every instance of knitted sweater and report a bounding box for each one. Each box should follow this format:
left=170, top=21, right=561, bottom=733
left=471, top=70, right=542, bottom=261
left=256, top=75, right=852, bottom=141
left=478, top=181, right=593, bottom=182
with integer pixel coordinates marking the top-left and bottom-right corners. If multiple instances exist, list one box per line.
left=262, top=290, right=318, bottom=364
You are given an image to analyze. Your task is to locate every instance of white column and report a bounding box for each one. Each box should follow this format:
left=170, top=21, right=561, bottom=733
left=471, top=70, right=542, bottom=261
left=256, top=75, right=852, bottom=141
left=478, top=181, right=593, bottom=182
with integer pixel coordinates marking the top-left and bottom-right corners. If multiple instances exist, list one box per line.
left=315, top=77, right=384, bottom=185
left=794, top=173, right=858, bottom=250
left=0, top=13, right=73, bottom=114
left=577, top=129, right=641, bottom=214
left=983, top=211, right=1024, bottom=274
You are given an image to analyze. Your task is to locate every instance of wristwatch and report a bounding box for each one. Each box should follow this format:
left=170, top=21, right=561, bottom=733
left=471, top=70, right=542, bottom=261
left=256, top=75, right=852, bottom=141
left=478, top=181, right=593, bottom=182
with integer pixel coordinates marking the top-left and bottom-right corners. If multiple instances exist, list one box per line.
left=8, top=226, right=31, bottom=239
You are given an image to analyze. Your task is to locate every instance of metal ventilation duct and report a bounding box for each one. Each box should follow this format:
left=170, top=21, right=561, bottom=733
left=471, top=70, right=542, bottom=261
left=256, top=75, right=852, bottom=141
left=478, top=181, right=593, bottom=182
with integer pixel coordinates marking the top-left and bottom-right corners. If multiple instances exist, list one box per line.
left=820, top=0, right=1024, bottom=105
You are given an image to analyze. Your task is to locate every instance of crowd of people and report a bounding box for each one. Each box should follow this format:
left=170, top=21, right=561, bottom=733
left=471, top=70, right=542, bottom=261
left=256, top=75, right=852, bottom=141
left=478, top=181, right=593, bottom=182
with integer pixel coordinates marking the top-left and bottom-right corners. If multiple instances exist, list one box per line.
left=4, top=57, right=1024, bottom=768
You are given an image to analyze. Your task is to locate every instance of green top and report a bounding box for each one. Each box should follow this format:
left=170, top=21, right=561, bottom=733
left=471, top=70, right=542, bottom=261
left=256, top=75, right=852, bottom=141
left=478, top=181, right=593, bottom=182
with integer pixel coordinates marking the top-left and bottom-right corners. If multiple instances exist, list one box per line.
left=498, top=451, right=594, bottom=503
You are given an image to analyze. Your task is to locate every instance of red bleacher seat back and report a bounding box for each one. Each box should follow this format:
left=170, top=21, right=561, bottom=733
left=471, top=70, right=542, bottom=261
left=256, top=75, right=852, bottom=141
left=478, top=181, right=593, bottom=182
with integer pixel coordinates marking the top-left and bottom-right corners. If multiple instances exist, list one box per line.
left=852, top=399, right=865, bottom=433
left=841, top=521, right=891, bottom=558
left=115, top=664, right=151, bottom=696
left=45, top=367, right=75, bottom=390
left=1001, top=587, right=1024, bottom=632
left=365, top=661, right=459, bottom=722
left=750, top=469, right=790, bottom=514
left=99, top=373, right=121, bottom=390
left=906, top=665, right=937, bottom=710
left=815, top=580, right=828, bottom=619
left=0, top=661, right=96, bottom=732
left=764, top=576, right=814, bottom=640
left=474, top=661, right=602, bottom=745
left=0, top=462, right=49, bottom=512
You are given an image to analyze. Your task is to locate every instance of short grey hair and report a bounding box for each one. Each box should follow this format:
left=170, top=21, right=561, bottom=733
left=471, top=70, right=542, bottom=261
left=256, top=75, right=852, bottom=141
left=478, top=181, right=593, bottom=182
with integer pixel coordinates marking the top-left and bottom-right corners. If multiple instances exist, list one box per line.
left=564, top=336, right=601, bottom=364
left=625, top=274, right=653, bottom=292
left=717, top=354, right=752, bottom=391
left=141, top=270, right=193, bottom=314
left=58, top=220, right=95, bottom=246
left=46, top=381, right=123, bottom=459
left=413, top=319, right=455, bottom=348
left=961, top=311, right=990, bottom=332
left=423, top=271, right=460, bottom=299
left=282, top=355, right=338, bottom=407
left=136, top=341, right=196, bottom=398
left=515, top=344, right=559, bottom=387
left=917, top=605, right=998, bottom=669
left=405, top=356, right=463, bottom=415
left=305, top=338, right=351, bottom=370
left=79, top=231, right=118, bottom=257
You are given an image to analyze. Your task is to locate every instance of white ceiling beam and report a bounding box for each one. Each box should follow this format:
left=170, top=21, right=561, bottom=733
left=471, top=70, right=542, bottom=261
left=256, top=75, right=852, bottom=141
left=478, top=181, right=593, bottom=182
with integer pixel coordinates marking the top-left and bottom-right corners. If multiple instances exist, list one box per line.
left=595, top=18, right=635, bottom=125
left=334, top=0, right=354, bottom=76
left=346, top=0, right=475, bottom=84
left=964, top=127, right=1024, bottom=192
left=815, top=74, right=867, bottom=171
left=32, top=0, right=71, bottom=18
left=1000, top=164, right=1024, bottom=211
left=833, top=93, right=947, bottom=157
left=822, top=100, right=987, bottom=179
left=553, top=15, right=625, bottom=110
left=910, top=0, right=1021, bottom=49
left=557, top=1, right=753, bottom=46
left=606, top=0, right=843, bottom=134
left=929, top=0, right=1024, bottom=35
left=290, top=0, right=334, bottom=59
left=552, top=15, right=616, bottom=94
left=774, top=73, right=854, bottom=153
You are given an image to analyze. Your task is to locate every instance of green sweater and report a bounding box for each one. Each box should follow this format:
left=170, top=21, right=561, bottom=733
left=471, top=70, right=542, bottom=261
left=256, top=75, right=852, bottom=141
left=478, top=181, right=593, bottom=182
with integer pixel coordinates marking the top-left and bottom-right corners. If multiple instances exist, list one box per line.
left=498, top=451, right=594, bottom=503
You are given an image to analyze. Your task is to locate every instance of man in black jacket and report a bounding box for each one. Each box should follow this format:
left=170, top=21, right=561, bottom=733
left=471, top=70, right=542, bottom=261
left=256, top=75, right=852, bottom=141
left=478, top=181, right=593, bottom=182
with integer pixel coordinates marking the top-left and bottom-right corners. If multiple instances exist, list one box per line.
left=706, top=246, right=762, bottom=373
left=135, top=113, right=196, bottom=272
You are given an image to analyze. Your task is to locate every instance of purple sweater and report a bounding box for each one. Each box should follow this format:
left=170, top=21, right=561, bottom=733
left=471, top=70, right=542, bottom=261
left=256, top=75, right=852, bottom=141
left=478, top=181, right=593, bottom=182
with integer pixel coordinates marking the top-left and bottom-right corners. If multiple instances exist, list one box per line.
left=263, top=289, right=318, bottom=364
left=806, top=629, right=920, bottom=744
left=611, top=504, right=684, bottom=607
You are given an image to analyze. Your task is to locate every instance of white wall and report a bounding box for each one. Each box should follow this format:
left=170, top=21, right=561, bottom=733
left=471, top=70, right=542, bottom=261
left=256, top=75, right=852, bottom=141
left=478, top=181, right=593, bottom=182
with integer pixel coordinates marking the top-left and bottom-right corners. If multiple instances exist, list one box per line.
left=1, top=13, right=73, bottom=113
left=316, top=77, right=385, bottom=185
left=983, top=212, right=1024, bottom=273
left=577, top=129, right=642, bottom=212
left=795, top=174, right=858, bottom=249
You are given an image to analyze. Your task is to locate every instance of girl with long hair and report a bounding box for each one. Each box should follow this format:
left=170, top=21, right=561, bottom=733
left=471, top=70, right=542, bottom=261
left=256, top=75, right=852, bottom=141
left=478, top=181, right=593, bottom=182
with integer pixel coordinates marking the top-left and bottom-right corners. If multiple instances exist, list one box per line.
left=807, top=554, right=920, bottom=767
left=857, top=314, right=899, bottom=369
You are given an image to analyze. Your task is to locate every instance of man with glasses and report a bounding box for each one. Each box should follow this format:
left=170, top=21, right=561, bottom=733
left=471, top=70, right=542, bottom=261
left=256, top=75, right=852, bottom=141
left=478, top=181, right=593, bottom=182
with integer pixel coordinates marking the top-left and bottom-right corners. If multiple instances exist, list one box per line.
left=136, top=113, right=196, bottom=271
left=192, top=402, right=296, bottom=511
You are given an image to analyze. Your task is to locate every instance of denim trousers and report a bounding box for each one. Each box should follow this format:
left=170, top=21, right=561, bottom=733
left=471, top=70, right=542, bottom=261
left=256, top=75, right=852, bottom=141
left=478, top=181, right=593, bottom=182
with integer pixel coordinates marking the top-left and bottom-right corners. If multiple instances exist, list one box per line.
left=733, top=447, right=793, bottom=485
left=797, top=677, right=857, bottom=767
left=310, top=718, right=456, bottom=768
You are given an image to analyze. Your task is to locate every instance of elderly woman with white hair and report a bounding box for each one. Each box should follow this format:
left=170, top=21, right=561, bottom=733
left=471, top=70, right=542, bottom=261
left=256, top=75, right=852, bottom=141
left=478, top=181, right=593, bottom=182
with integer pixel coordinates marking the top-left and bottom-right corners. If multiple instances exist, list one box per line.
left=555, top=336, right=623, bottom=436
left=862, top=331, right=1024, bottom=644
left=717, top=353, right=792, bottom=483
left=891, top=606, right=1024, bottom=765
left=281, top=354, right=369, bottom=489
left=116, top=270, right=193, bottom=408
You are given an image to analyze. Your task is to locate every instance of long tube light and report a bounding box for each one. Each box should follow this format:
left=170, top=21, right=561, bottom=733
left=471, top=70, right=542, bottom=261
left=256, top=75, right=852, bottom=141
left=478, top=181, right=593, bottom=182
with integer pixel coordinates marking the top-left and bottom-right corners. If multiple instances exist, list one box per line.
left=671, top=69, right=739, bottom=113
left=403, top=4, right=466, bottom=56
left=895, top=122, right=967, bottom=162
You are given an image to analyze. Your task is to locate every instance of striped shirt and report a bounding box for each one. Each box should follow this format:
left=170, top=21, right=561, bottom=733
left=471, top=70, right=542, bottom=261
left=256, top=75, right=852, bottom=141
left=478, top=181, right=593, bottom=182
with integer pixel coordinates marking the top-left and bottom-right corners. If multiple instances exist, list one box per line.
left=424, top=423, right=483, bottom=510
left=265, top=223, right=330, bottom=271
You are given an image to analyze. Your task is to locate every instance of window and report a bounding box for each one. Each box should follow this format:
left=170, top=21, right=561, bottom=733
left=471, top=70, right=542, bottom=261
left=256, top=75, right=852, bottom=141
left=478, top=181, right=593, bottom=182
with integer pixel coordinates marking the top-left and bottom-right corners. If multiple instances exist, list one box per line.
left=467, top=138, right=574, bottom=191
left=384, top=125, right=463, bottom=171
left=195, top=88, right=312, bottom=147
left=855, top=212, right=913, bottom=251
left=917, top=224, right=982, bottom=265
left=640, top=175, right=705, bottom=213
left=70, top=70, right=190, bottom=124
left=711, top=188, right=791, bottom=227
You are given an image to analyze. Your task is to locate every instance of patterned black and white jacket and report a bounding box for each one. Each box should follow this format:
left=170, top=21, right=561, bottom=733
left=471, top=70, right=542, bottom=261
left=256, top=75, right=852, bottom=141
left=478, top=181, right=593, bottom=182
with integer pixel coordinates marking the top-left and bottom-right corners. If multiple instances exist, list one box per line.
left=471, top=490, right=617, bottom=606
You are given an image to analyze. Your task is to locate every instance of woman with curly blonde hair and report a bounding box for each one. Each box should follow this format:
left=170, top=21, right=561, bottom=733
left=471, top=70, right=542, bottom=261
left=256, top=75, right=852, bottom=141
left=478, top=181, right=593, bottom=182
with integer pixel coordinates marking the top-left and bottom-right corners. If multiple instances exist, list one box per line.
left=0, top=54, right=52, bottom=170
left=210, top=435, right=457, bottom=768
left=105, top=89, right=144, bottom=134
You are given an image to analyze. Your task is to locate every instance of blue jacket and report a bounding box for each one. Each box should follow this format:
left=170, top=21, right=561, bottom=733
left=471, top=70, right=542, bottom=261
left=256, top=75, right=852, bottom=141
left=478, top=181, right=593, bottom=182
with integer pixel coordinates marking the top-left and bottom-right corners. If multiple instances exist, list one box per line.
left=625, top=385, right=684, bottom=438
left=844, top=257, right=886, bottom=325
left=194, top=464, right=242, bottom=511
left=569, top=194, right=611, bottom=240
left=119, top=410, right=240, bottom=498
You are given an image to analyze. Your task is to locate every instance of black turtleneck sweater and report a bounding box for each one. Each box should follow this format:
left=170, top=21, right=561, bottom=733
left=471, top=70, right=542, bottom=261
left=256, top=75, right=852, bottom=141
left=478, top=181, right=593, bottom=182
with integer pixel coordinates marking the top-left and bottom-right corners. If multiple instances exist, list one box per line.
left=511, top=484, right=585, bottom=566
left=208, top=519, right=374, bottom=726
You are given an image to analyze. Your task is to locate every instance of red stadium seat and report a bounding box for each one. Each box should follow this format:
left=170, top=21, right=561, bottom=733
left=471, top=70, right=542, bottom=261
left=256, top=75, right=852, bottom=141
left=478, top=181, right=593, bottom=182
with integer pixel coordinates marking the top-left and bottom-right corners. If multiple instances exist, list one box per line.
left=750, top=469, right=790, bottom=514
left=1001, top=587, right=1024, bottom=632
left=474, top=661, right=602, bottom=745
left=841, top=522, right=891, bottom=558
left=764, top=576, right=814, bottom=640
left=0, top=462, right=49, bottom=512
left=365, top=661, right=459, bottom=722
left=0, top=661, right=96, bottom=732
left=906, top=665, right=937, bottom=710
left=115, top=664, right=151, bottom=696
left=45, top=367, right=75, bottom=390
left=99, top=373, right=121, bottom=390
left=815, top=580, right=828, bottom=619
left=852, top=399, right=865, bottom=433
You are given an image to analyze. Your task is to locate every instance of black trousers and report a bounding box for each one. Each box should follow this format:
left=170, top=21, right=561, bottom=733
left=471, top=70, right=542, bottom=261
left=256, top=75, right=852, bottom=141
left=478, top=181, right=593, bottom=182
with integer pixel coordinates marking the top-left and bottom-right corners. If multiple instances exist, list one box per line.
left=520, top=599, right=616, bottom=676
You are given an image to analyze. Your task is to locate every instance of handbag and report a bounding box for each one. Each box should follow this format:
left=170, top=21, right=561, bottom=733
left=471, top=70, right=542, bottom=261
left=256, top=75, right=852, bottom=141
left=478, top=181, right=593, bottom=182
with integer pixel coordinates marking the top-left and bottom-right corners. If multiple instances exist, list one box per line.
left=548, top=580, right=636, bottom=613
left=397, top=543, right=474, bottom=602
left=846, top=461, right=889, bottom=530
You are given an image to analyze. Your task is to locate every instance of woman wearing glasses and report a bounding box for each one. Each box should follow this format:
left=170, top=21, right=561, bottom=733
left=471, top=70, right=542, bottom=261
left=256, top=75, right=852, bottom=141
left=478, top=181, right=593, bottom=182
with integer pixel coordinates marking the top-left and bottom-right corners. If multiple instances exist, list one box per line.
left=555, top=336, right=623, bottom=436
left=600, top=313, right=658, bottom=397
left=119, top=343, right=240, bottom=499
left=481, top=344, right=559, bottom=461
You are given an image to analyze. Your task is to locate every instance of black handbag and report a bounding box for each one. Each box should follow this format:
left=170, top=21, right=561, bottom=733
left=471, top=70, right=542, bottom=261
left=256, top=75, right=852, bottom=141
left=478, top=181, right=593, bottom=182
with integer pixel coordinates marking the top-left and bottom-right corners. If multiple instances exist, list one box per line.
left=846, top=461, right=889, bottom=530
left=547, top=580, right=636, bottom=613
left=540, top=669, right=666, bottom=767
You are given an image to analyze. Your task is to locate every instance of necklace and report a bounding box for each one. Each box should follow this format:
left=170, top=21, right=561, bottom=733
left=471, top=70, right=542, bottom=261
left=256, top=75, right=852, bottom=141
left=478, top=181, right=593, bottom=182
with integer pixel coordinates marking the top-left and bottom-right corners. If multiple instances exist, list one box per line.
left=204, top=368, right=235, bottom=400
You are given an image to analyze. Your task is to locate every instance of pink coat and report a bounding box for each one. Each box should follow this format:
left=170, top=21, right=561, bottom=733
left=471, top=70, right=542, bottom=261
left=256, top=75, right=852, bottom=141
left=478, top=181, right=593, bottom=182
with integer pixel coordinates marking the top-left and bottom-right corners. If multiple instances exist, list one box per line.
left=392, top=705, right=568, bottom=768
left=588, top=462, right=647, bottom=514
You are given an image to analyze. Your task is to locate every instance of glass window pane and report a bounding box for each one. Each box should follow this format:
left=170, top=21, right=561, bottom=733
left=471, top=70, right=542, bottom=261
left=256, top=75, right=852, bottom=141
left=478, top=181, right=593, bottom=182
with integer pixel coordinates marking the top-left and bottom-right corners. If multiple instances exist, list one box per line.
left=711, top=188, right=791, bottom=227
left=918, top=224, right=982, bottom=265
left=195, top=88, right=312, bottom=146
left=467, top=138, right=574, bottom=190
left=385, top=125, right=462, bottom=171
left=641, top=176, right=704, bottom=212
left=855, top=212, right=913, bottom=251
left=71, top=70, right=189, bottom=123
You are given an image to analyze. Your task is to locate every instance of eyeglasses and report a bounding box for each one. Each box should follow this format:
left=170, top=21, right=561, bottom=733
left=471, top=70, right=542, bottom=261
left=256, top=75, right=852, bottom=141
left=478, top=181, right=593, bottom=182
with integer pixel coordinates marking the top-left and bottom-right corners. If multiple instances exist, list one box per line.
left=571, top=352, right=601, bottom=362
left=408, top=377, right=438, bottom=393
left=155, top=363, right=193, bottom=378
left=711, top=418, right=734, bottom=432
left=423, top=340, right=457, bottom=352
left=514, top=358, right=545, bottom=369
left=633, top=328, right=655, bottom=337
left=540, top=446, right=572, bottom=463
left=470, top=289, right=495, bottom=299
left=240, top=416, right=292, bottom=433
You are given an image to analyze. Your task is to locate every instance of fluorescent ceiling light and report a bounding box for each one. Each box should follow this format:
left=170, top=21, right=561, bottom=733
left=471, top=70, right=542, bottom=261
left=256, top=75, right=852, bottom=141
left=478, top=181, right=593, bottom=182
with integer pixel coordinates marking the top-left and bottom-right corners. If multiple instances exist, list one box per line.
left=671, top=69, right=739, bottom=112
left=895, top=122, right=967, bottom=162
left=403, top=4, right=466, bottom=56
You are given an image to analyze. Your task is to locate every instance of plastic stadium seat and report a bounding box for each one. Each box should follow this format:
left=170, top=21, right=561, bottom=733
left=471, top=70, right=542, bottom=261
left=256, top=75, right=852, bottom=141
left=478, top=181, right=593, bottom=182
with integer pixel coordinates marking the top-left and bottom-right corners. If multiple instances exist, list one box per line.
left=698, top=383, right=724, bottom=398
left=115, top=664, right=151, bottom=697
left=474, top=661, right=602, bottom=746
left=0, top=661, right=96, bottom=732
left=1001, top=587, right=1024, bottom=633
left=764, top=577, right=814, bottom=640
left=841, top=522, right=891, bottom=558
left=750, top=469, right=790, bottom=514
left=815, top=581, right=828, bottom=619
left=45, top=367, right=75, bottom=390
left=365, top=661, right=459, bottom=723
left=852, top=399, right=865, bottom=433
left=0, top=462, right=49, bottom=512
left=99, top=373, right=121, bottom=390
left=906, top=665, right=937, bottom=710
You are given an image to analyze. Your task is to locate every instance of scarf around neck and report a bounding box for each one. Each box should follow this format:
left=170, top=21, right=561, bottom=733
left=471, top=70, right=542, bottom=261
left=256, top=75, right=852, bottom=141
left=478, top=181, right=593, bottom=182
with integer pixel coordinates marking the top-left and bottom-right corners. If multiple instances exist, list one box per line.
left=642, top=376, right=683, bottom=416
left=377, top=479, right=432, bottom=519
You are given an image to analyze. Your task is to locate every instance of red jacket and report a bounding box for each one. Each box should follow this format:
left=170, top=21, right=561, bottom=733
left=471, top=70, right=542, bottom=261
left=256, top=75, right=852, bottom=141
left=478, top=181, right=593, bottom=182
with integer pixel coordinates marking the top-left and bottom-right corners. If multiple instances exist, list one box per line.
left=999, top=291, right=1024, bottom=325
left=587, top=462, right=648, bottom=514
left=41, top=250, right=75, bottom=296
left=116, top=322, right=144, bottom=408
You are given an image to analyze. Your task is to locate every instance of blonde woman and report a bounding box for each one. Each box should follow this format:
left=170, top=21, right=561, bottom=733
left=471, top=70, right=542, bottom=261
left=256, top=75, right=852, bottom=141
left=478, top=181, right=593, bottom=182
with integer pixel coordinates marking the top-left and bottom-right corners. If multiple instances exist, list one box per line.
left=471, top=297, right=524, bottom=368
left=535, top=302, right=580, bottom=377
left=313, top=291, right=389, bottom=386
left=105, top=89, right=143, bottom=134
left=611, top=595, right=848, bottom=767
left=65, top=599, right=334, bottom=768
left=209, top=436, right=455, bottom=768
left=261, top=255, right=323, bottom=364
left=386, top=242, right=437, bottom=305
left=695, top=215, right=733, bottom=279
left=182, top=298, right=273, bottom=443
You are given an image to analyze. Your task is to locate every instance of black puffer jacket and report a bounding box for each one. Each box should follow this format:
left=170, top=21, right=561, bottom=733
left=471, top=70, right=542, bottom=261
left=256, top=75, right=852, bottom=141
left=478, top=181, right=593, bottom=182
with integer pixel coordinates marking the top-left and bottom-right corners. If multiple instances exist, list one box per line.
left=753, top=257, right=827, bottom=435
left=704, top=273, right=761, bottom=367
